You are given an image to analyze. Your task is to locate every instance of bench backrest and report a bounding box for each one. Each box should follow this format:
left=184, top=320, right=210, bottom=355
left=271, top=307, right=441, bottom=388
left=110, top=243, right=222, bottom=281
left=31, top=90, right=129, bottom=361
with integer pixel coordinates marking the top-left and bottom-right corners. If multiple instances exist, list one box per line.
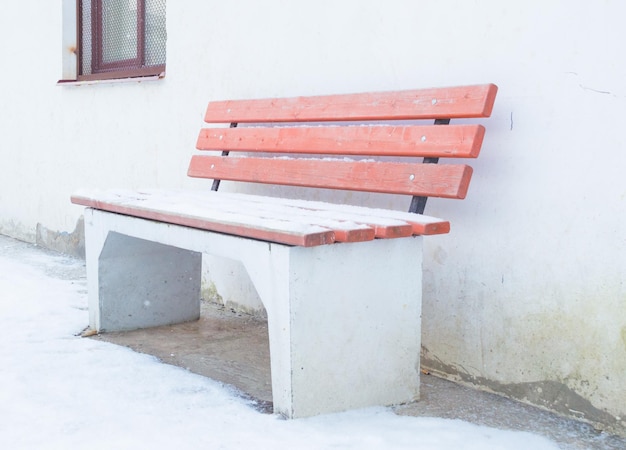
left=191, top=84, right=497, bottom=214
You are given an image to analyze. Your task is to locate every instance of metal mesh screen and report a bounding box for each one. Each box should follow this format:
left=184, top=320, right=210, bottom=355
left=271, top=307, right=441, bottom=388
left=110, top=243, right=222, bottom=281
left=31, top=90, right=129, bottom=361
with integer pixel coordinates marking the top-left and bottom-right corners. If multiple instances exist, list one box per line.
left=102, top=0, right=139, bottom=64
left=81, top=0, right=166, bottom=76
left=145, top=0, right=167, bottom=67
left=81, top=2, right=93, bottom=74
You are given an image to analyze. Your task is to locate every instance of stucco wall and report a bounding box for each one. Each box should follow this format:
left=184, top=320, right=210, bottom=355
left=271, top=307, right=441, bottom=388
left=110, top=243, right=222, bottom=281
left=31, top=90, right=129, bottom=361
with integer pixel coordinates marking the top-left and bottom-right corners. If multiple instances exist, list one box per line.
left=0, top=0, right=624, bottom=434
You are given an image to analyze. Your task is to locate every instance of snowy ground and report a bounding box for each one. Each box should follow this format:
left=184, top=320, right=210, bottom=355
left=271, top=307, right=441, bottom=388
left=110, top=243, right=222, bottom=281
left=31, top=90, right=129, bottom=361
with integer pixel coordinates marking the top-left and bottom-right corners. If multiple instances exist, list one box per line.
left=0, top=238, right=564, bottom=449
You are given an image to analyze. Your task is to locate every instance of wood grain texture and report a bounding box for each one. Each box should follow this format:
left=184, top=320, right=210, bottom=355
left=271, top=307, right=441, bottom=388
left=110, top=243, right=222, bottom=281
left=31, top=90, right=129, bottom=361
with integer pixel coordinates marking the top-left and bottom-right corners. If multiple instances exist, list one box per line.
left=188, top=155, right=473, bottom=199
left=204, top=84, right=498, bottom=123
left=196, top=124, right=485, bottom=158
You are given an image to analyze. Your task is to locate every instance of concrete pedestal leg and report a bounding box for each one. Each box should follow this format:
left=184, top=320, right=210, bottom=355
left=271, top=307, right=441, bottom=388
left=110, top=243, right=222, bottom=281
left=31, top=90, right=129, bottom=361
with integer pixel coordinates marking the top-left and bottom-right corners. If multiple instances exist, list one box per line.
left=243, top=237, right=423, bottom=418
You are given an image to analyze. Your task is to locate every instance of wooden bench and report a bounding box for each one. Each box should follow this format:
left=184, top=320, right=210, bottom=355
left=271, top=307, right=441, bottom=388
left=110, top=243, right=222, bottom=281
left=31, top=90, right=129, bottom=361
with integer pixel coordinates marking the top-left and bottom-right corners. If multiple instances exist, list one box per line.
left=71, top=83, right=498, bottom=418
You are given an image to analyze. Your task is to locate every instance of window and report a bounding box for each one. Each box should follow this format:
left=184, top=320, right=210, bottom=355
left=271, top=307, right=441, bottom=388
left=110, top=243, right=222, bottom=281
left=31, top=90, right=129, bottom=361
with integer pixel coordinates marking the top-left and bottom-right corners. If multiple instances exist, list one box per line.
left=77, top=0, right=166, bottom=81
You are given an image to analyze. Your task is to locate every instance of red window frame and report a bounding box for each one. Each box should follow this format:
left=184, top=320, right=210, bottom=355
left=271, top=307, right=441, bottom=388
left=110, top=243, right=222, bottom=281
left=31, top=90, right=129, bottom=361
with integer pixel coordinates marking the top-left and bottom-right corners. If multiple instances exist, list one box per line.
left=78, top=0, right=165, bottom=81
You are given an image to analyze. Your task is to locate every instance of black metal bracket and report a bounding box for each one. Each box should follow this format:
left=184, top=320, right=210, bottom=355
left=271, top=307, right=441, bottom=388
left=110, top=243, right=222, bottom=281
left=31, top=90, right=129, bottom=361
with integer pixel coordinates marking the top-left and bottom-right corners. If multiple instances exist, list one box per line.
left=408, top=118, right=451, bottom=214
left=211, top=122, right=237, bottom=191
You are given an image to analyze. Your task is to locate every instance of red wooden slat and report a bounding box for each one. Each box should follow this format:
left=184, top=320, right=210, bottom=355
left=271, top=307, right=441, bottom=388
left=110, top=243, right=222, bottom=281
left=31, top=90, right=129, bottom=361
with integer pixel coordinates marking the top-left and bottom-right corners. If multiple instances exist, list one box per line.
left=70, top=195, right=335, bottom=247
left=188, top=156, right=472, bottom=199
left=254, top=195, right=451, bottom=235
left=369, top=223, right=413, bottom=238
left=327, top=227, right=376, bottom=243
left=240, top=200, right=412, bottom=239
left=197, top=124, right=485, bottom=158
left=196, top=192, right=423, bottom=238
left=204, top=84, right=497, bottom=123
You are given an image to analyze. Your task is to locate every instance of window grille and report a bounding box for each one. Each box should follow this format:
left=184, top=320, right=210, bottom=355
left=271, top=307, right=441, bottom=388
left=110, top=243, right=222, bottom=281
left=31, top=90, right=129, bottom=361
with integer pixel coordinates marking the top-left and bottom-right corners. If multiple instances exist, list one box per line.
left=79, top=0, right=166, bottom=80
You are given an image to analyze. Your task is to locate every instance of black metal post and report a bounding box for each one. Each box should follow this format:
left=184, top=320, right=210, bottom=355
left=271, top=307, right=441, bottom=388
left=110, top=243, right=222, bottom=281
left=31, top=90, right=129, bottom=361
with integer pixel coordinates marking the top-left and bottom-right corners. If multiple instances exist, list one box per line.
left=211, top=122, right=237, bottom=191
left=408, top=118, right=451, bottom=214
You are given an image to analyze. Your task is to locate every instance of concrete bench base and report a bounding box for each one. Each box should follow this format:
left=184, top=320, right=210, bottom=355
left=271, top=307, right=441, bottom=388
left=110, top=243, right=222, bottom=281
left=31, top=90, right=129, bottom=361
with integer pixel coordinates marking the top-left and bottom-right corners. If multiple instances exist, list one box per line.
left=84, top=208, right=423, bottom=418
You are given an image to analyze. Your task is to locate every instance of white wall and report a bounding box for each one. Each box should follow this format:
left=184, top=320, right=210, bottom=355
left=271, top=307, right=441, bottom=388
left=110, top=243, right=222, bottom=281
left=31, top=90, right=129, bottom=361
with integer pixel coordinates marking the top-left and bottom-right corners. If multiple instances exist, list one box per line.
left=0, top=0, right=624, bottom=434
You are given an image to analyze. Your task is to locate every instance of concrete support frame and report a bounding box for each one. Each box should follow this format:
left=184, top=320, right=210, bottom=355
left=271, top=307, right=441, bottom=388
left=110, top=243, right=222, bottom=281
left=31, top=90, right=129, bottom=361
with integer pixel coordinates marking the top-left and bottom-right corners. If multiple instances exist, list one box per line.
left=84, top=208, right=423, bottom=418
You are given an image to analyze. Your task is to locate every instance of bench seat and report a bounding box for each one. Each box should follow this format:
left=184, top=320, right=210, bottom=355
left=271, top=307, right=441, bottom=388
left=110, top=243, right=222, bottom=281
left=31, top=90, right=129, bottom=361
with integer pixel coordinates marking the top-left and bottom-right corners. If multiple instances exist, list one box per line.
left=72, top=188, right=450, bottom=247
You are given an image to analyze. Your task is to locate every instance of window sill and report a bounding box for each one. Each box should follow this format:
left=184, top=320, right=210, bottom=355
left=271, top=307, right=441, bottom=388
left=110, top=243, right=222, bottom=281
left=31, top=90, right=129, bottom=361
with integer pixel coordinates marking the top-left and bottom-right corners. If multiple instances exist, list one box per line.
left=57, top=72, right=165, bottom=86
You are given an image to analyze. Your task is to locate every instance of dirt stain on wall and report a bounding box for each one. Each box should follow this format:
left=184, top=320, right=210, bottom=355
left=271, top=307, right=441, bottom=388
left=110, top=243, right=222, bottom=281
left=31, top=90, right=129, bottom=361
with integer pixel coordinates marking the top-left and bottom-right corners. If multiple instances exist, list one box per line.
left=36, top=216, right=85, bottom=258
left=422, top=346, right=623, bottom=436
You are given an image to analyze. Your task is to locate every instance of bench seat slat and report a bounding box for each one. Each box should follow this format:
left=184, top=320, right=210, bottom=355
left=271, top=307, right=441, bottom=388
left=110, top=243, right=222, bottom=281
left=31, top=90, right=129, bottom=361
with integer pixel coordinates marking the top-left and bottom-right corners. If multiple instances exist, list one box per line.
left=213, top=191, right=451, bottom=235
left=188, top=155, right=473, bottom=199
left=202, top=193, right=414, bottom=239
left=196, top=124, right=485, bottom=158
left=72, top=190, right=336, bottom=247
left=195, top=194, right=378, bottom=242
left=72, top=189, right=437, bottom=246
left=204, top=84, right=498, bottom=123
left=71, top=189, right=450, bottom=248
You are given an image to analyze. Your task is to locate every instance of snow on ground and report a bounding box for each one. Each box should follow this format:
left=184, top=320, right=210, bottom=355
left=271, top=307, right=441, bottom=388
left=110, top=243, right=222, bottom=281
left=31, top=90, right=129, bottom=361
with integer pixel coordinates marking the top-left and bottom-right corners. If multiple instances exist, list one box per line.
left=0, top=249, right=559, bottom=450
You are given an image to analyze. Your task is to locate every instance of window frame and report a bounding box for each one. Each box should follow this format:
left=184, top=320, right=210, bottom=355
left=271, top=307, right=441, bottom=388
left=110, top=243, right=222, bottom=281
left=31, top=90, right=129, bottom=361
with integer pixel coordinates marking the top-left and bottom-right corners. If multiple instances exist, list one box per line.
left=76, top=0, right=166, bottom=82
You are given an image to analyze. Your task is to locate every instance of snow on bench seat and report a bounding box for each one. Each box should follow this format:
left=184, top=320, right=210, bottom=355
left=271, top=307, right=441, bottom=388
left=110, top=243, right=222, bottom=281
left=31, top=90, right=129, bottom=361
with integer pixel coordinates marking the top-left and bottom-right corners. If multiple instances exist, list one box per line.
left=71, top=188, right=449, bottom=247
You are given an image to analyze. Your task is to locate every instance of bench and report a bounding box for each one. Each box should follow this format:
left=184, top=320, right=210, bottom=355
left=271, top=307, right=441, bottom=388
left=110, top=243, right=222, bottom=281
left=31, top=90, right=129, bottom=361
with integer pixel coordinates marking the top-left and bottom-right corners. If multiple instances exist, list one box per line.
left=71, top=83, right=498, bottom=418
